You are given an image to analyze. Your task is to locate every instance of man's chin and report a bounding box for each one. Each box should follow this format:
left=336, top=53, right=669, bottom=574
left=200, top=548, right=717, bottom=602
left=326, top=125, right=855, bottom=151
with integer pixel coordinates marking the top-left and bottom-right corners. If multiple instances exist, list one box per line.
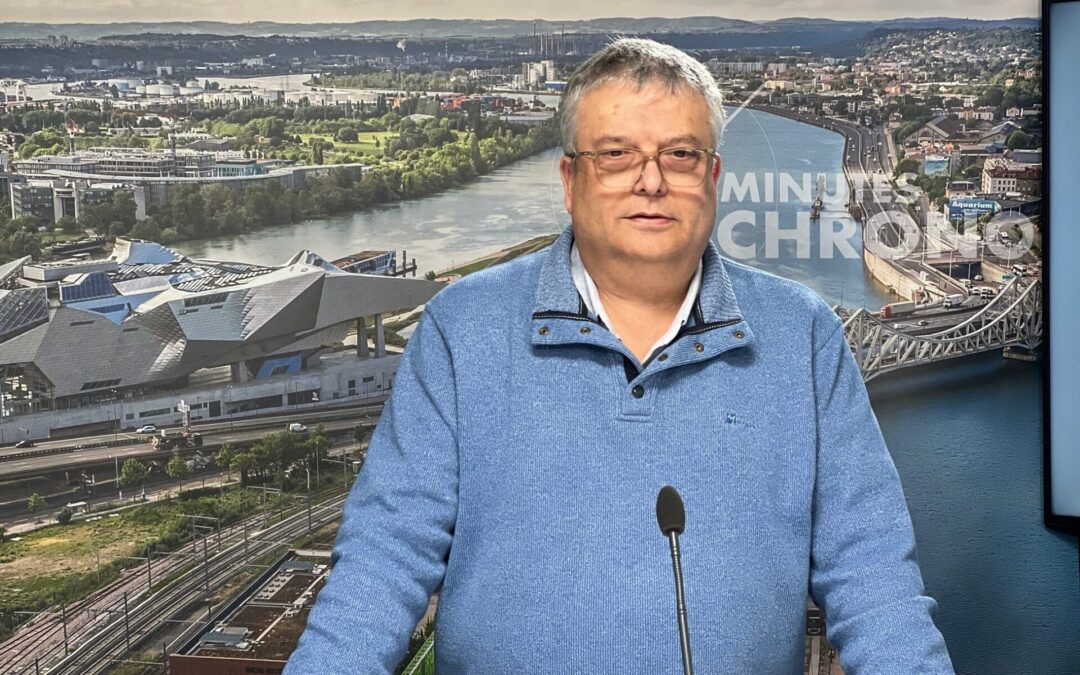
left=613, top=244, right=693, bottom=267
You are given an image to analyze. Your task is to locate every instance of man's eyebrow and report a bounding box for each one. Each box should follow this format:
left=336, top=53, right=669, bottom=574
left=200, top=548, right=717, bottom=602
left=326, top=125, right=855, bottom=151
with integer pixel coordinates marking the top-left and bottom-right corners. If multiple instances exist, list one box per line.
left=660, top=135, right=706, bottom=146
left=591, top=134, right=706, bottom=147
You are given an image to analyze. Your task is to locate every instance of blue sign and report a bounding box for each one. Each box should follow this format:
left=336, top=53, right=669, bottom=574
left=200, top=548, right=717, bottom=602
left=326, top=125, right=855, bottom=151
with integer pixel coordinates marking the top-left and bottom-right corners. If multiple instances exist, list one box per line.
left=947, top=198, right=1000, bottom=226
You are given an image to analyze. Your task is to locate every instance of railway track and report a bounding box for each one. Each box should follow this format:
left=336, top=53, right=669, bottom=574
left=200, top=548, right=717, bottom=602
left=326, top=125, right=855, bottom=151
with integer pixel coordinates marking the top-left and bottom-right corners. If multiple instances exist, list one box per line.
left=0, top=489, right=348, bottom=674
left=47, top=492, right=347, bottom=674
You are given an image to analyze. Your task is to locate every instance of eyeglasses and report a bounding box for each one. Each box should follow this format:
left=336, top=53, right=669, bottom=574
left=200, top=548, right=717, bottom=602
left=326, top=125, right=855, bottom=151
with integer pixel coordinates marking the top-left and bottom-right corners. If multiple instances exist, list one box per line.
left=566, top=147, right=717, bottom=188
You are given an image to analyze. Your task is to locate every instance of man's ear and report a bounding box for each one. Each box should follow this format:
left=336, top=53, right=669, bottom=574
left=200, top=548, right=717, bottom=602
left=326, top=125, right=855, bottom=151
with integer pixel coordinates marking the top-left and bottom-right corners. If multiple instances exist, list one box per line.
left=560, top=155, right=575, bottom=215
left=711, top=153, right=722, bottom=182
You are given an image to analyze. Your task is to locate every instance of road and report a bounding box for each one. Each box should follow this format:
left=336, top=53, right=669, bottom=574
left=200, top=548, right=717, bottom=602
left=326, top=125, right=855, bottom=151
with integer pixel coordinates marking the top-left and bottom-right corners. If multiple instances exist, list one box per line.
left=0, top=399, right=385, bottom=479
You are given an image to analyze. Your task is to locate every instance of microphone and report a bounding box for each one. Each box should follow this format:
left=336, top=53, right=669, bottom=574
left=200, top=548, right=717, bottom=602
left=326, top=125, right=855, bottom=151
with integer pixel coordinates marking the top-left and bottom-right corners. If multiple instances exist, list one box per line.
left=656, top=485, right=694, bottom=675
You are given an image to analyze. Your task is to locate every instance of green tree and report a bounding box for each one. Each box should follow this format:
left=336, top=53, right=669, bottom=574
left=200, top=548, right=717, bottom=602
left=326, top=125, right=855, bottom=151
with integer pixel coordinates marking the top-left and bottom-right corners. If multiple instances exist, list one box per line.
left=230, top=452, right=254, bottom=487
left=167, top=452, right=191, bottom=495
left=111, top=191, right=138, bottom=231
left=119, top=458, right=150, bottom=493
left=962, top=163, right=984, bottom=180
left=129, top=219, right=162, bottom=242
left=27, top=492, right=46, bottom=514
left=56, top=215, right=80, bottom=234
left=306, top=425, right=330, bottom=488
left=1006, top=129, right=1031, bottom=150
left=470, top=134, right=486, bottom=176
left=467, top=100, right=482, bottom=136
left=894, top=157, right=921, bottom=177
left=976, top=86, right=1005, bottom=108
left=216, top=443, right=236, bottom=482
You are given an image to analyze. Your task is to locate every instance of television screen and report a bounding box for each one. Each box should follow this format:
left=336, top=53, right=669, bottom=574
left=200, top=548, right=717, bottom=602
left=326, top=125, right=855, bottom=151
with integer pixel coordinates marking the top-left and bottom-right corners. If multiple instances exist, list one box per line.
left=1047, top=0, right=1080, bottom=528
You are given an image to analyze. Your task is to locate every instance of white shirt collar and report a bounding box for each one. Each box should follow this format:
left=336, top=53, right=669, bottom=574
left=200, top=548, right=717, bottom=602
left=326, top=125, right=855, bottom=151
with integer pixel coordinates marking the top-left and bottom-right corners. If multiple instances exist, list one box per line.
left=569, top=239, right=702, bottom=363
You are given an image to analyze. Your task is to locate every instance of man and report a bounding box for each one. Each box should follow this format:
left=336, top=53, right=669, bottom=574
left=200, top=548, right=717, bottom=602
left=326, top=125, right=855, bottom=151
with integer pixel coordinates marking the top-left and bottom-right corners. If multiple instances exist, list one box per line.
left=286, top=38, right=954, bottom=674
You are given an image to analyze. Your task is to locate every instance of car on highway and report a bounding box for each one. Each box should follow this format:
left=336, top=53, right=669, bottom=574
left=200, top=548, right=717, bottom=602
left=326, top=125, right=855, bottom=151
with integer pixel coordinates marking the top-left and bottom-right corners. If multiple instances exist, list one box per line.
left=136, top=424, right=157, bottom=434
left=14, top=439, right=33, bottom=448
left=917, top=320, right=930, bottom=327
left=287, top=422, right=309, bottom=434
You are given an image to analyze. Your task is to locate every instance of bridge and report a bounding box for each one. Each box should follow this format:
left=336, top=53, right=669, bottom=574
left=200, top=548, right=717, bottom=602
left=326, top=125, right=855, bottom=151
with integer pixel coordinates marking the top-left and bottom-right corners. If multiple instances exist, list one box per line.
left=838, top=277, right=1043, bottom=382
left=0, top=79, right=29, bottom=104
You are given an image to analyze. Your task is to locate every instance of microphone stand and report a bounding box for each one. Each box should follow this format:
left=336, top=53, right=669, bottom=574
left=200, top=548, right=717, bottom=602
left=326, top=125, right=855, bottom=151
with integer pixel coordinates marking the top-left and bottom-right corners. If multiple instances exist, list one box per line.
left=657, top=485, right=694, bottom=675
left=667, top=529, right=694, bottom=675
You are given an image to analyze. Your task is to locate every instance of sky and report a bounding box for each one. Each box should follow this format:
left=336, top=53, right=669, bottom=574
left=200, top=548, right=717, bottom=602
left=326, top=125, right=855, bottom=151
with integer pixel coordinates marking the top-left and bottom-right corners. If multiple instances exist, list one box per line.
left=0, top=0, right=1041, bottom=24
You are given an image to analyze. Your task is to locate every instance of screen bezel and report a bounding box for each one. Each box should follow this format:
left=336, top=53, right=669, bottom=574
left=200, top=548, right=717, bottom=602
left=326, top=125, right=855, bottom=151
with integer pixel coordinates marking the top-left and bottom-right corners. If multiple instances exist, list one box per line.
left=1043, top=0, right=1080, bottom=533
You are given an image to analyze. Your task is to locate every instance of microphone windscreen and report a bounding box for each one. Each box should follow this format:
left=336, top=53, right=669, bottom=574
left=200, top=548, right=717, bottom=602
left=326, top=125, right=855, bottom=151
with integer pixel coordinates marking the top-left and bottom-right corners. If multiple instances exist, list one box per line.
left=656, top=485, right=686, bottom=535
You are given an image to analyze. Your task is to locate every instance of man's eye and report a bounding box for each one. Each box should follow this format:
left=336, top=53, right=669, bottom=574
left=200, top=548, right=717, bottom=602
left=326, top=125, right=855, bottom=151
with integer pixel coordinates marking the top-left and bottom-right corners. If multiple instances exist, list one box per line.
left=668, top=149, right=694, bottom=159
left=600, top=150, right=628, bottom=158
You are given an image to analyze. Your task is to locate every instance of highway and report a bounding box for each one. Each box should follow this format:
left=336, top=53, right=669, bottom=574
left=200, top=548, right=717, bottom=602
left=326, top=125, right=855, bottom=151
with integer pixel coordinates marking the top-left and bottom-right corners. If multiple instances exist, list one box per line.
left=0, top=399, right=386, bottom=479
left=881, top=301, right=990, bottom=336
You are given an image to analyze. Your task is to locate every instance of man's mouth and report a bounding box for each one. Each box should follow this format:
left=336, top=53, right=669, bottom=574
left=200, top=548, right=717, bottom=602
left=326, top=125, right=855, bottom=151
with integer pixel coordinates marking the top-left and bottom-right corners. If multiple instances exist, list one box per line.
left=627, top=213, right=674, bottom=222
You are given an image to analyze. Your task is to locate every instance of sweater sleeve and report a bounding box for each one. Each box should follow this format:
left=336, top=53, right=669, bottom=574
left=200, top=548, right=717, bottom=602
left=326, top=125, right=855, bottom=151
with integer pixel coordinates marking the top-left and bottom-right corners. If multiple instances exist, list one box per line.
left=808, top=320, right=955, bottom=674
left=285, top=306, right=459, bottom=674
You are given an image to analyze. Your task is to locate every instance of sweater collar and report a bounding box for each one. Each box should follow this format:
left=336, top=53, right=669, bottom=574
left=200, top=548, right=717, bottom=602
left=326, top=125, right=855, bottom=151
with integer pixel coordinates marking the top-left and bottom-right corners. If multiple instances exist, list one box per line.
left=532, top=224, right=746, bottom=327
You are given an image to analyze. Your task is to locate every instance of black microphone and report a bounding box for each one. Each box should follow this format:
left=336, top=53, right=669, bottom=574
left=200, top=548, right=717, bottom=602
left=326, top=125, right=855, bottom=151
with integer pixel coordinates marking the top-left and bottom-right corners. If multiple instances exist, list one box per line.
left=656, top=485, right=693, bottom=675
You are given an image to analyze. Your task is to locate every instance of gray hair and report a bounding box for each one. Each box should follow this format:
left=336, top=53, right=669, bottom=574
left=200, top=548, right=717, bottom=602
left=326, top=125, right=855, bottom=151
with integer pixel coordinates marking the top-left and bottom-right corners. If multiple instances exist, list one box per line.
left=559, top=37, right=726, bottom=155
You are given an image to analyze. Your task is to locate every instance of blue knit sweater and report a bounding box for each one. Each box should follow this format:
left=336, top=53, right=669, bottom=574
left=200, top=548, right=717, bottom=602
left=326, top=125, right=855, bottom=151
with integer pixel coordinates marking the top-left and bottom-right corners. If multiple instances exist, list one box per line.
left=285, top=225, right=954, bottom=674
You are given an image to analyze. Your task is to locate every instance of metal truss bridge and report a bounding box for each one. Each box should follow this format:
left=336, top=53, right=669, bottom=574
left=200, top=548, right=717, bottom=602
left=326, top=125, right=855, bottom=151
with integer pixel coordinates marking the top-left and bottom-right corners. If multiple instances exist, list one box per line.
left=837, top=278, right=1043, bottom=382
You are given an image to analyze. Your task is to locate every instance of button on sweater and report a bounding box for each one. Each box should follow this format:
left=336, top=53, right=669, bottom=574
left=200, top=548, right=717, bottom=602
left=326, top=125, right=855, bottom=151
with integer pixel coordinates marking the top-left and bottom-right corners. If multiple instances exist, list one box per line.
left=285, top=224, right=954, bottom=675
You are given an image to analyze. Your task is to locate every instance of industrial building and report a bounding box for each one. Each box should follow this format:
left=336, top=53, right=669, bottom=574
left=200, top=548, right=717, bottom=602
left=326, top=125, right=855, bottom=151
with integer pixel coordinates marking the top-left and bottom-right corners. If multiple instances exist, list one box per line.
left=169, top=550, right=331, bottom=675
left=170, top=549, right=437, bottom=675
left=0, top=238, right=442, bottom=441
left=8, top=148, right=370, bottom=217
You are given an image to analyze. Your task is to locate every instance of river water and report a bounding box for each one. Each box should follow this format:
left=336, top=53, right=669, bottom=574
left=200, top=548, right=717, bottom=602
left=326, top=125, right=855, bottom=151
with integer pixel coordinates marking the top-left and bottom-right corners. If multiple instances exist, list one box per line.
left=175, top=109, right=1078, bottom=674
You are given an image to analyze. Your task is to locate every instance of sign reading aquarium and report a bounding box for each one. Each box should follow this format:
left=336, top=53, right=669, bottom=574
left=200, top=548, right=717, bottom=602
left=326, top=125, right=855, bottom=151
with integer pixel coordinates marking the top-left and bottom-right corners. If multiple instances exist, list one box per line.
left=947, top=198, right=1000, bottom=229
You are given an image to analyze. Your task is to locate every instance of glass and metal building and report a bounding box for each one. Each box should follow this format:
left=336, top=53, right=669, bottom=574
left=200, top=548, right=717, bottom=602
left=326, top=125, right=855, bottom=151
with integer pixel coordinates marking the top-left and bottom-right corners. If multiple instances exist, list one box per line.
left=0, top=238, right=442, bottom=439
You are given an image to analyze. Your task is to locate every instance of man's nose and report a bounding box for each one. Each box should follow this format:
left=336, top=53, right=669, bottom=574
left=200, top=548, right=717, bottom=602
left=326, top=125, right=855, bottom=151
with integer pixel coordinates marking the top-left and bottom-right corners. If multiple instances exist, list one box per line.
left=633, top=156, right=668, bottom=196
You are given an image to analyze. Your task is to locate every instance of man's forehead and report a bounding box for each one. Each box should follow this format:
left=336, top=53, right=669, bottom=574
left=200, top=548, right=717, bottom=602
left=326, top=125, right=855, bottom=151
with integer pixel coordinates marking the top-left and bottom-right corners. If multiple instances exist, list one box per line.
left=576, top=80, right=711, bottom=145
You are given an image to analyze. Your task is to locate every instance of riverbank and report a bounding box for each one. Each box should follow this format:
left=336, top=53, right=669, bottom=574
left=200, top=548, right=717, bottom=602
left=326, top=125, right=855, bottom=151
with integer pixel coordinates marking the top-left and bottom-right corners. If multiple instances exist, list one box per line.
left=747, top=104, right=928, bottom=302
left=436, top=233, right=558, bottom=279
left=379, top=233, right=559, bottom=339
left=112, top=120, right=560, bottom=251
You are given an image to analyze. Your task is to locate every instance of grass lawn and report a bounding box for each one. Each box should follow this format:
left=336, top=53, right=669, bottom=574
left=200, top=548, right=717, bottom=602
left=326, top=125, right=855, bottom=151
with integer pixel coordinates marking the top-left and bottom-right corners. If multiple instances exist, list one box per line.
left=0, top=489, right=262, bottom=627
left=299, top=130, right=466, bottom=159
left=299, top=131, right=398, bottom=157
